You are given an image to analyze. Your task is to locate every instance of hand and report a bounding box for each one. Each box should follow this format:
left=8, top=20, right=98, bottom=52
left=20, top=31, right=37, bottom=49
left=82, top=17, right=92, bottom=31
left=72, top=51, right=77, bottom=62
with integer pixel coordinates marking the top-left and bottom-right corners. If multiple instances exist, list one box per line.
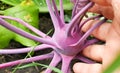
left=73, top=20, right=120, bottom=73
left=89, top=0, right=113, bottom=19
left=90, top=0, right=120, bottom=33
left=73, top=0, right=120, bottom=73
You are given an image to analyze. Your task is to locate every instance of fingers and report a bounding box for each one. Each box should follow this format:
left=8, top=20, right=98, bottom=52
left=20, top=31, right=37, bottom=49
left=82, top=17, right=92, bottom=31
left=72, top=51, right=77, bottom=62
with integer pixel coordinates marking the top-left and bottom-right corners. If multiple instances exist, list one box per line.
left=82, top=45, right=104, bottom=62
left=91, top=0, right=111, bottom=6
left=73, top=63, right=102, bottom=73
left=111, top=0, right=120, bottom=34
left=82, top=20, right=111, bottom=41
left=89, top=4, right=114, bottom=19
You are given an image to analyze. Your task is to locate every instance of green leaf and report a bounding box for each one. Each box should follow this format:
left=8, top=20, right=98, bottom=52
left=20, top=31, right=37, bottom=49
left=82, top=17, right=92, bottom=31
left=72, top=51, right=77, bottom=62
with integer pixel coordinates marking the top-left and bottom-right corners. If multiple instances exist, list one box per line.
left=16, top=63, right=63, bottom=73
left=103, top=54, right=120, bottom=73
left=3, top=0, right=39, bottom=46
left=1, top=0, right=73, bottom=12
left=37, top=0, right=73, bottom=12
left=0, top=25, right=14, bottom=48
left=1, top=0, right=23, bottom=6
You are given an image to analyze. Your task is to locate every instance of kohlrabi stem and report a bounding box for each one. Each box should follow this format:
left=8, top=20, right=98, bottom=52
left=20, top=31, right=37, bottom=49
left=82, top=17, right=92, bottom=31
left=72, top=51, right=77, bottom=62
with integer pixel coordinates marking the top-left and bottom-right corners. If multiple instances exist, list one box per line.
left=73, top=18, right=107, bottom=46
left=52, top=0, right=63, bottom=27
left=0, top=44, right=53, bottom=54
left=76, top=39, right=99, bottom=53
left=0, top=16, right=49, bottom=38
left=67, top=2, right=94, bottom=36
left=59, top=0, right=65, bottom=23
left=61, top=54, right=74, bottom=73
left=0, top=18, right=55, bottom=46
left=76, top=55, right=95, bottom=63
left=72, top=0, right=90, bottom=18
left=79, top=15, right=102, bottom=29
left=0, top=52, right=54, bottom=68
left=45, top=52, right=61, bottom=73
left=46, top=0, right=61, bottom=31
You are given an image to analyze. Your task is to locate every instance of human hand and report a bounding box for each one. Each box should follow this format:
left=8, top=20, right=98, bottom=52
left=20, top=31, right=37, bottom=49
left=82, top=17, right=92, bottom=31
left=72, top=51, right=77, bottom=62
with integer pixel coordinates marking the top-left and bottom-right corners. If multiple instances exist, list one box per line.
left=87, top=0, right=120, bottom=33
left=73, top=20, right=120, bottom=73
left=73, top=0, right=120, bottom=73
left=89, top=0, right=113, bottom=19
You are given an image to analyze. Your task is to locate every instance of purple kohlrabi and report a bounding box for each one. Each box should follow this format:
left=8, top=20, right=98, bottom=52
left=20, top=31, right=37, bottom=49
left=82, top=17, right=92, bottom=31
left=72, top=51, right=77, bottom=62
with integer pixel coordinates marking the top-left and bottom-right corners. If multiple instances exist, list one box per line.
left=0, top=0, right=106, bottom=73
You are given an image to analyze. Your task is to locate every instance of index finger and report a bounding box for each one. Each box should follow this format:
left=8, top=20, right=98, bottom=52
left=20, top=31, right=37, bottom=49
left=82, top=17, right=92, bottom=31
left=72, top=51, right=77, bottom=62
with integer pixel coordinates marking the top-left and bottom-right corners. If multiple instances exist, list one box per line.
left=82, top=20, right=111, bottom=41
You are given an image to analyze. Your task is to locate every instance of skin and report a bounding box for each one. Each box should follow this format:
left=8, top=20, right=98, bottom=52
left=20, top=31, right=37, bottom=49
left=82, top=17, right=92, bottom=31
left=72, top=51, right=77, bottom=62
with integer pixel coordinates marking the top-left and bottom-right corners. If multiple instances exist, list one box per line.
left=73, top=0, right=120, bottom=73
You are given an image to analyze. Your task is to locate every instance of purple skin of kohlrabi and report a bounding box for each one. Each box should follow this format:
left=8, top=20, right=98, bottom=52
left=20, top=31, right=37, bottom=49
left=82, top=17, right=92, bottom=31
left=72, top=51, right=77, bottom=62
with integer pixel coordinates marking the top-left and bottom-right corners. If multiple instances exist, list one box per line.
left=0, top=0, right=106, bottom=73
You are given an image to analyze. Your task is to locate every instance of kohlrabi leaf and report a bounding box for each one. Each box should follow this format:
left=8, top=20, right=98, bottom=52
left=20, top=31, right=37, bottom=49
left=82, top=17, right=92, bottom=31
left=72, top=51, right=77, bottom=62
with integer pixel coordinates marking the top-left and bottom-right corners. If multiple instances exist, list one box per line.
left=1, top=0, right=23, bottom=6
left=0, top=25, right=14, bottom=48
left=3, top=0, right=39, bottom=46
left=1, top=0, right=73, bottom=13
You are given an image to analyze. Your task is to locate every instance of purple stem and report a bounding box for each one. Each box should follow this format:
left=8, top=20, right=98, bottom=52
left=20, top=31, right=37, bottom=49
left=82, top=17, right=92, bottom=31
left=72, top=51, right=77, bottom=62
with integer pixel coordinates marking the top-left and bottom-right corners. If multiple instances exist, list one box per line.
left=0, top=44, right=54, bottom=54
left=0, top=18, right=56, bottom=46
left=61, top=54, right=74, bottom=73
left=67, top=2, right=94, bottom=36
left=72, top=0, right=89, bottom=18
left=59, top=0, right=64, bottom=23
left=52, top=0, right=63, bottom=28
left=71, top=16, right=82, bottom=35
left=0, top=16, right=49, bottom=38
left=76, top=39, right=99, bottom=53
left=46, top=0, right=61, bottom=31
left=79, top=15, right=102, bottom=29
left=68, top=18, right=81, bottom=36
left=0, top=52, right=54, bottom=69
left=72, top=19, right=106, bottom=46
left=84, top=39, right=99, bottom=48
left=45, top=52, right=61, bottom=73
left=72, top=0, right=80, bottom=18
left=76, top=55, right=95, bottom=63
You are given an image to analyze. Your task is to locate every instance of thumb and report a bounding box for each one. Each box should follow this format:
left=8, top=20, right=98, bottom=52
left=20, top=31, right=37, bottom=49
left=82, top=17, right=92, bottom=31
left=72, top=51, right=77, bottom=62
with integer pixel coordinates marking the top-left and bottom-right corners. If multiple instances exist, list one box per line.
left=73, top=63, right=102, bottom=73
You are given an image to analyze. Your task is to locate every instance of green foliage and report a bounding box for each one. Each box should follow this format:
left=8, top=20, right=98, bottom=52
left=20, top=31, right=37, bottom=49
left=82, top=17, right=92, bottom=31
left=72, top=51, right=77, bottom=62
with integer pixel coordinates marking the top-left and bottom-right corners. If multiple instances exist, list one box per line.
left=16, top=63, right=63, bottom=73
left=4, top=0, right=39, bottom=46
left=1, top=0, right=23, bottom=6
left=38, top=0, right=73, bottom=12
left=103, top=54, right=120, bottom=73
left=0, top=0, right=73, bottom=48
left=0, top=0, right=39, bottom=48
left=1, top=0, right=73, bottom=12
left=0, top=25, right=14, bottom=48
